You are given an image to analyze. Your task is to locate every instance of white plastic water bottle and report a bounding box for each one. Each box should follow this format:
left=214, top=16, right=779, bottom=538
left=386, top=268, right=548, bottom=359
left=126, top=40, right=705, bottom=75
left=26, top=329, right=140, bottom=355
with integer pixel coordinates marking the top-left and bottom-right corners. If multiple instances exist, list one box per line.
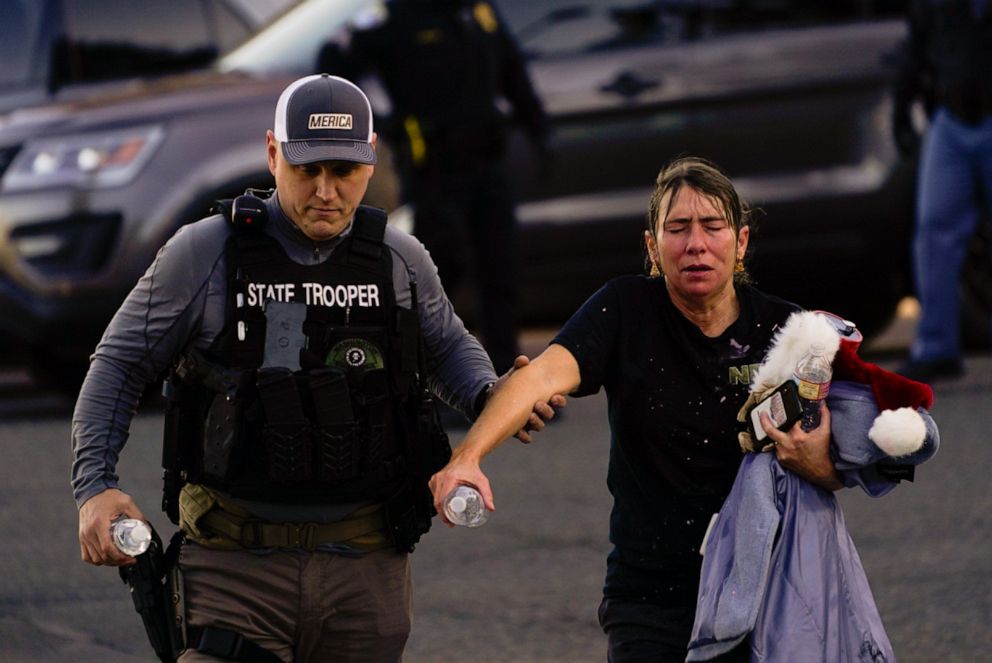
left=794, top=342, right=832, bottom=431
left=443, top=485, right=489, bottom=527
left=110, top=517, right=152, bottom=556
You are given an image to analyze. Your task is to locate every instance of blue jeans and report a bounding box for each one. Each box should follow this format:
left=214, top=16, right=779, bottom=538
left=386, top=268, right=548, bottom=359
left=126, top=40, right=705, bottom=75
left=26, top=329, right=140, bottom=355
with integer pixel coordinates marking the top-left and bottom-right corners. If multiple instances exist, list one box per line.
left=911, top=108, right=992, bottom=362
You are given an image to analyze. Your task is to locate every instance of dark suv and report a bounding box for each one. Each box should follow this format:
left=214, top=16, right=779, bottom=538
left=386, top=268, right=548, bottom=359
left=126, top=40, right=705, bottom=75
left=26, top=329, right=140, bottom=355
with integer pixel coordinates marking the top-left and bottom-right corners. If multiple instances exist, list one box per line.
left=0, top=0, right=983, bottom=387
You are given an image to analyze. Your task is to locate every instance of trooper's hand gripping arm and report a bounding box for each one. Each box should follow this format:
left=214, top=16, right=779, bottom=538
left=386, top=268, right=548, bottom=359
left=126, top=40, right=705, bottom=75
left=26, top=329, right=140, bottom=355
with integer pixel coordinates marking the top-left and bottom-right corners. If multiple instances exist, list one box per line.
left=491, top=354, right=568, bottom=444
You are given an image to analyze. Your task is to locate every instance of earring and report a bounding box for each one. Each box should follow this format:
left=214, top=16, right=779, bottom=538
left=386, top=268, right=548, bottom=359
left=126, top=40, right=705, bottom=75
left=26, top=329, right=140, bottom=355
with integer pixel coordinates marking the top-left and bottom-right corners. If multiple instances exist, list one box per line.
left=735, top=257, right=745, bottom=273
left=650, top=263, right=661, bottom=277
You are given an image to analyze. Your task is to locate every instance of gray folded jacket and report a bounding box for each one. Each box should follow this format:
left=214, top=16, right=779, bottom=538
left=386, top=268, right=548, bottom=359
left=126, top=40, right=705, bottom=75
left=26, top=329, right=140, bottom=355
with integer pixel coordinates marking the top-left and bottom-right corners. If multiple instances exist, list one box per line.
left=687, top=380, right=939, bottom=662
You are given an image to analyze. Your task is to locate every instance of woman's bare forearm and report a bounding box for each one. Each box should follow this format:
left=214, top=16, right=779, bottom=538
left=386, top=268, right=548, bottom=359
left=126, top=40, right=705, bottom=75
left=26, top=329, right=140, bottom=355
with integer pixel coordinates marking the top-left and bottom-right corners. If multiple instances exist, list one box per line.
left=451, top=344, right=581, bottom=464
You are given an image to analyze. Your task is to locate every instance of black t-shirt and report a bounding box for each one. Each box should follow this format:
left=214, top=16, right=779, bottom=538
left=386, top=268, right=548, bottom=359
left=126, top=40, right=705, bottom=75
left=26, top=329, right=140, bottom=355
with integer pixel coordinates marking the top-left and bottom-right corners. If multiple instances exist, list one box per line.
left=553, top=275, right=799, bottom=606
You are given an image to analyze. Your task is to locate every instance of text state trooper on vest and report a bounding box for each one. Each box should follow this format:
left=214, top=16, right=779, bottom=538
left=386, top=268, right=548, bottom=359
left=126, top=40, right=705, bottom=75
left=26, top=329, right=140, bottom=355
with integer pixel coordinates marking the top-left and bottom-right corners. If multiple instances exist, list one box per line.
left=72, top=74, right=562, bottom=663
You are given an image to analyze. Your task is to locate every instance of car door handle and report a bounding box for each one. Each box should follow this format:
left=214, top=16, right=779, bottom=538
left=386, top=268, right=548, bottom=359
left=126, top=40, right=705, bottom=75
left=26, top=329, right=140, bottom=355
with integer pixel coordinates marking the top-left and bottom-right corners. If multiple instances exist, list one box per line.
left=600, top=71, right=661, bottom=98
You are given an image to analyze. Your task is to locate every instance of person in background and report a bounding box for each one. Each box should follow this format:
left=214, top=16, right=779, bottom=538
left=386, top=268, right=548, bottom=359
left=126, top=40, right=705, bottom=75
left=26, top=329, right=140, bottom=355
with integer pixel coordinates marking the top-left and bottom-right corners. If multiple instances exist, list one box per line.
left=428, top=157, right=841, bottom=662
left=321, top=0, right=550, bottom=374
left=892, top=0, right=992, bottom=382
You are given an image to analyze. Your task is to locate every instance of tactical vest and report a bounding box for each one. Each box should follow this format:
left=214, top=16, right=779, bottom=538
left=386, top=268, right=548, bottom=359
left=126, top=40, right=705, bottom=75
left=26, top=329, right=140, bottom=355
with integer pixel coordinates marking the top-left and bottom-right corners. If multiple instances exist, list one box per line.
left=165, top=205, right=434, bottom=507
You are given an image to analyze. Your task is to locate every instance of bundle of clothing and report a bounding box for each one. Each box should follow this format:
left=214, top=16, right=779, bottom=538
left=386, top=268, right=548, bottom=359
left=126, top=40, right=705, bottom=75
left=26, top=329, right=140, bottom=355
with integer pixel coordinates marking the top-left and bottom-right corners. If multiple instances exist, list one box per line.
left=688, top=311, right=939, bottom=662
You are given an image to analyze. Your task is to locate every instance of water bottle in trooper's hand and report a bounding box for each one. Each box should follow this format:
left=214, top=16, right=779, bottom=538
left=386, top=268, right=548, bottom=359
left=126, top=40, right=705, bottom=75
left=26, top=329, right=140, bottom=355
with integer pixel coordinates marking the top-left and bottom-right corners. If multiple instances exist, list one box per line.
left=443, top=485, right=489, bottom=527
left=110, top=517, right=152, bottom=556
left=794, top=342, right=832, bottom=432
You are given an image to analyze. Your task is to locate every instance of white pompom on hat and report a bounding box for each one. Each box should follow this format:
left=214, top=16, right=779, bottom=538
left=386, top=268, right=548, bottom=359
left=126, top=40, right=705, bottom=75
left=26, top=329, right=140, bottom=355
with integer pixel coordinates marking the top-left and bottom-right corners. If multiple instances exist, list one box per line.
left=868, top=407, right=929, bottom=458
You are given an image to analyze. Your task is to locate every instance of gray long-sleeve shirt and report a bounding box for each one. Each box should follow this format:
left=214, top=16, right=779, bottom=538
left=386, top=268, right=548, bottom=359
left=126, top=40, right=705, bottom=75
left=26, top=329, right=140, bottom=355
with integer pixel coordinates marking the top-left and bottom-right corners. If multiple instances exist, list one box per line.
left=71, top=193, right=496, bottom=509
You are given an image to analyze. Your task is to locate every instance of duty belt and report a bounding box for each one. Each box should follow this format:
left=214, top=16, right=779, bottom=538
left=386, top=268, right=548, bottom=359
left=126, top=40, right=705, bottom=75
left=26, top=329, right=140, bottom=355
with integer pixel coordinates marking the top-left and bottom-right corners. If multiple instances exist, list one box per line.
left=199, top=505, right=387, bottom=551
left=179, top=484, right=389, bottom=551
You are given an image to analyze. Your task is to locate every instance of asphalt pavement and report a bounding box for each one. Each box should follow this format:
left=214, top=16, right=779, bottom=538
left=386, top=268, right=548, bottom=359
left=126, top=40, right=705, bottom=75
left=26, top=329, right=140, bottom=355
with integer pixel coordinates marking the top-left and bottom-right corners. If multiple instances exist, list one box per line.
left=0, top=320, right=989, bottom=662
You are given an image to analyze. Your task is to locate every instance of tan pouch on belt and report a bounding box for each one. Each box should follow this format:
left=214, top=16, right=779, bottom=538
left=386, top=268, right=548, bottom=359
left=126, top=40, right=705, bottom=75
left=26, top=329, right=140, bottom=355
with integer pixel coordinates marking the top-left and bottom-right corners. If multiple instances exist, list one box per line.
left=179, top=483, right=246, bottom=550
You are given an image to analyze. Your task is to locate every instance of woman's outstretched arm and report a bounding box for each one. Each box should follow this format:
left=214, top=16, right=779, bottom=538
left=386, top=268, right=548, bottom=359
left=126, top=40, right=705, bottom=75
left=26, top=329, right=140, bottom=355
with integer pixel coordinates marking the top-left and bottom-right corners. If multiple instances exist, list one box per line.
left=429, top=343, right=582, bottom=524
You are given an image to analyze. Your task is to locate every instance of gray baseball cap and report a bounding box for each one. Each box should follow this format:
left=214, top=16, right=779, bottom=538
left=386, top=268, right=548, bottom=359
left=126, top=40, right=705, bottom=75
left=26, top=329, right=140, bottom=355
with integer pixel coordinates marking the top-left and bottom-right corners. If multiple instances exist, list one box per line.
left=273, top=74, right=376, bottom=165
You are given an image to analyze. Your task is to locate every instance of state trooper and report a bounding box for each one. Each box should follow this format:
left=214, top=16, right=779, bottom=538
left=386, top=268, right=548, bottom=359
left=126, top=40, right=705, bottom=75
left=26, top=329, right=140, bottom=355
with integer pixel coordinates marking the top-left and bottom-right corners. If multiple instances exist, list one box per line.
left=72, top=74, right=560, bottom=663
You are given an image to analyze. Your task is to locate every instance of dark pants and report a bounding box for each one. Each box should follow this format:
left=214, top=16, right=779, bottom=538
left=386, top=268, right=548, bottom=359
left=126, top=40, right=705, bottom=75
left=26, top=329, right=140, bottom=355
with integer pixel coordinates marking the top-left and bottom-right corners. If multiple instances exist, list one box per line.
left=409, top=160, right=520, bottom=373
left=178, top=542, right=411, bottom=663
left=598, top=597, right=749, bottom=663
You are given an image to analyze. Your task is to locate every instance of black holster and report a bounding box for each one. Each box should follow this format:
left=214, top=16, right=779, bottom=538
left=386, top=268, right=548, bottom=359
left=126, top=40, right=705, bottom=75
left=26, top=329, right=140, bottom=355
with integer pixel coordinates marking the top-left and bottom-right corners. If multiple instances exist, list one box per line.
left=118, top=528, right=186, bottom=663
left=119, top=529, right=282, bottom=663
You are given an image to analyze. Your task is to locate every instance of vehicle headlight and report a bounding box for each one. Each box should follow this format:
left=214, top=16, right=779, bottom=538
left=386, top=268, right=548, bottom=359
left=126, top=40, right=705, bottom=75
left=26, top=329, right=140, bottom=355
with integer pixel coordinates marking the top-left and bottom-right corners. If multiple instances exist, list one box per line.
left=1, top=125, right=164, bottom=193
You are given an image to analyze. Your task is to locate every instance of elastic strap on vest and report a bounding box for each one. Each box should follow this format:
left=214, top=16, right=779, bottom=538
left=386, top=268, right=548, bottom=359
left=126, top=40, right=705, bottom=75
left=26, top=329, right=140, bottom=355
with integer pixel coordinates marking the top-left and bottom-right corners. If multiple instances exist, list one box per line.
left=186, top=626, right=282, bottom=663
left=222, top=231, right=270, bottom=366
left=350, top=206, right=387, bottom=264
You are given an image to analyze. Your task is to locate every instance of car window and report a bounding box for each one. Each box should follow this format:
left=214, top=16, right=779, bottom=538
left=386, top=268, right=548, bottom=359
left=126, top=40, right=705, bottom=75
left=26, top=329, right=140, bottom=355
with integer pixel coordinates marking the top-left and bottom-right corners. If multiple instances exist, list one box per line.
left=0, top=0, right=295, bottom=109
left=496, top=0, right=907, bottom=59
left=51, top=0, right=293, bottom=87
left=226, top=0, right=296, bottom=26
left=0, top=0, right=48, bottom=89
left=219, top=0, right=378, bottom=75
left=213, top=0, right=301, bottom=53
left=55, top=0, right=227, bottom=84
left=214, top=0, right=259, bottom=53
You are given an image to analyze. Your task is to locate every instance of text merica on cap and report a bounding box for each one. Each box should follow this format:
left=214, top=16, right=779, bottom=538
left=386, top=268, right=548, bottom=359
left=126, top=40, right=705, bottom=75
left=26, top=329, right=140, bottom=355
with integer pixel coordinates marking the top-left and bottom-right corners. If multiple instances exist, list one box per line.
left=308, top=113, right=354, bottom=130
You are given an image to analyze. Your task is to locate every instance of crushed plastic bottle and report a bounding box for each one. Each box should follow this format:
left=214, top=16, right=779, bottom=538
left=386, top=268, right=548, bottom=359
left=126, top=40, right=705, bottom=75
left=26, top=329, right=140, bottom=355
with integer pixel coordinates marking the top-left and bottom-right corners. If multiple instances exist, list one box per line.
left=110, top=517, right=152, bottom=556
left=443, top=485, right=489, bottom=527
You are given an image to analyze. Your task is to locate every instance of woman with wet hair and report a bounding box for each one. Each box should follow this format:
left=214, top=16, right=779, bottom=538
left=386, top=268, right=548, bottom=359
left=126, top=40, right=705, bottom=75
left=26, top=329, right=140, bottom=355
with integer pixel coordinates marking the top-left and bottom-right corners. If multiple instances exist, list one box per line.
left=430, top=156, right=840, bottom=661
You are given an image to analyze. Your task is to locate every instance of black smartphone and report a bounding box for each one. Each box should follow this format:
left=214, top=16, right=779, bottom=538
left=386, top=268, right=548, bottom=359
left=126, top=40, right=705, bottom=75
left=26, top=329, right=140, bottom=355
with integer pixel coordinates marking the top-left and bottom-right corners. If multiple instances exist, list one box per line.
left=747, top=380, right=802, bottom=449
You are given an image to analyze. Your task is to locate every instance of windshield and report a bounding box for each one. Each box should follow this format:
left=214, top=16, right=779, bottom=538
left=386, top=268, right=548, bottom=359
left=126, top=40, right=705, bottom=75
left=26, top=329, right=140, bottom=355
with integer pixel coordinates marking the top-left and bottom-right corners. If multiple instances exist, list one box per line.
left=1, top=0, right=294, bottom=96
left=0, top=0, right=49, bottom=90
left=219, top=0, right=381, bottom=75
